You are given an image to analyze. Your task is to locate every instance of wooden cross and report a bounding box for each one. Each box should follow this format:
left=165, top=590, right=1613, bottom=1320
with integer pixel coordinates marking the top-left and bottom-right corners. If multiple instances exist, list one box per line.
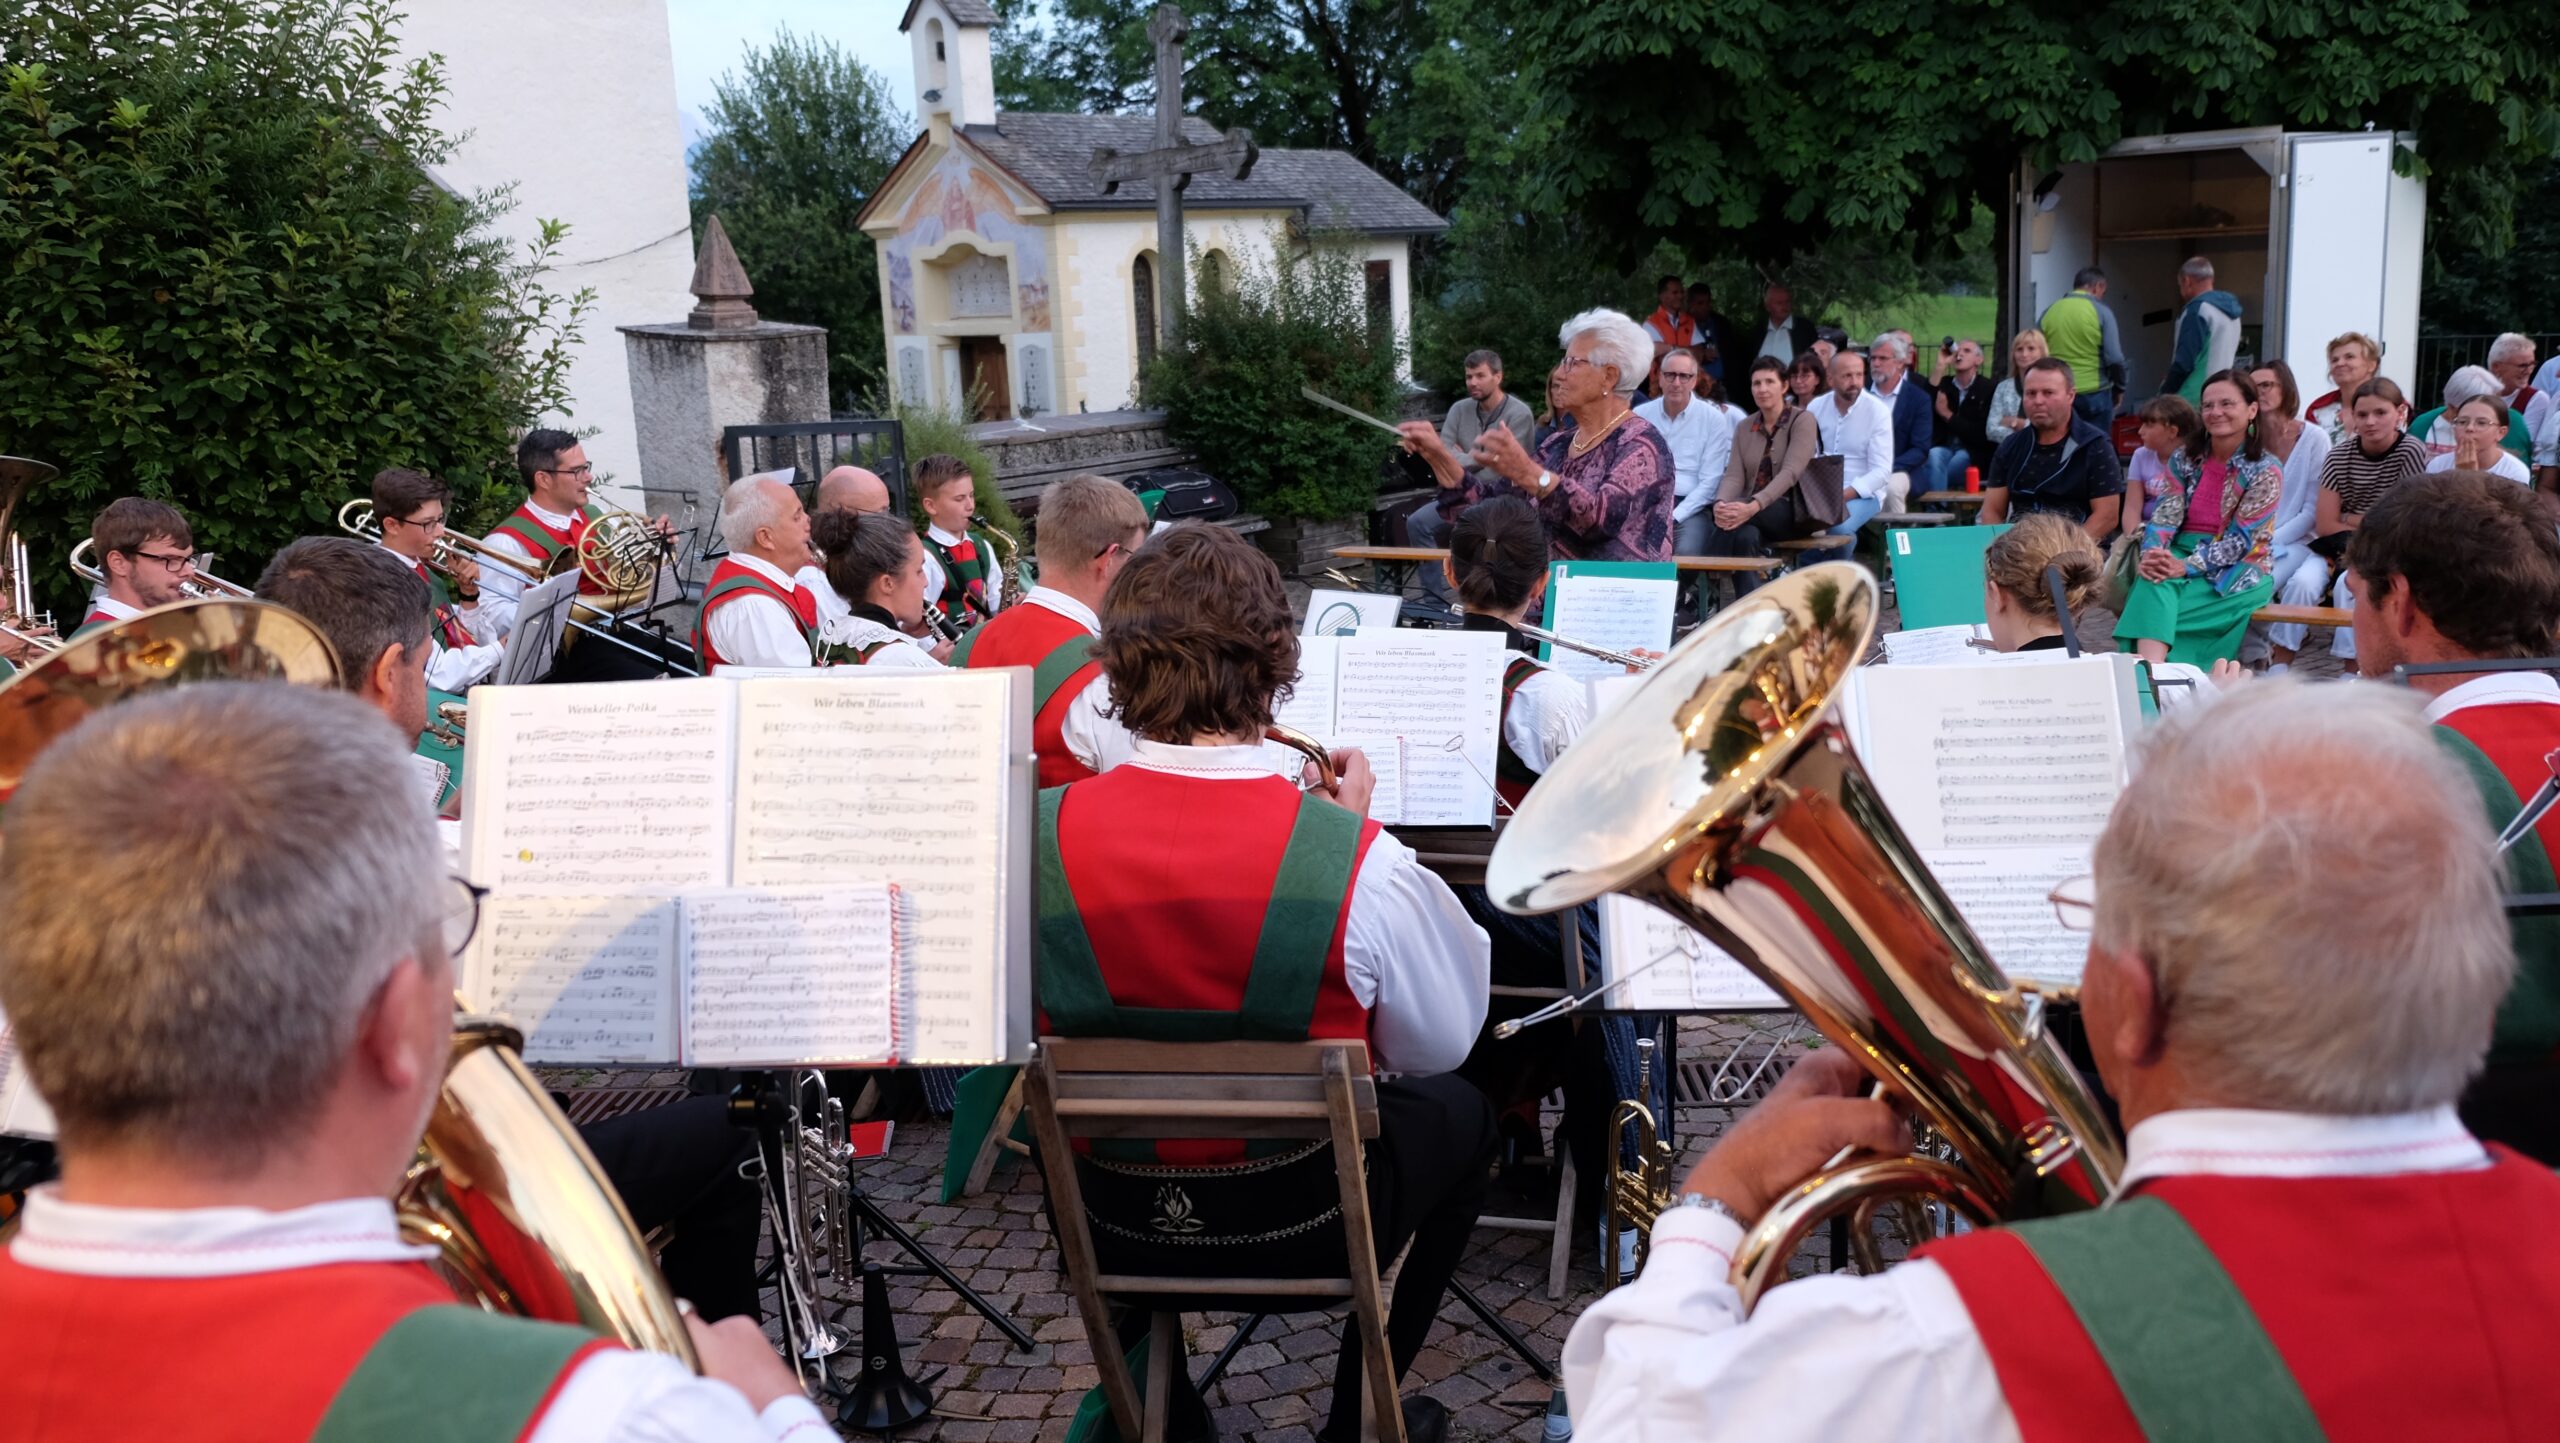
left=1088, top=4, right=1257, bottom=350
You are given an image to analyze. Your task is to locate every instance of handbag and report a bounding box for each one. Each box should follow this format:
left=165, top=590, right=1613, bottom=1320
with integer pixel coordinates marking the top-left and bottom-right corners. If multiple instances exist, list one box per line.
left=2099, top=533, right=2141, bottom=613
left=1758, top=412, right=1843, bottom=527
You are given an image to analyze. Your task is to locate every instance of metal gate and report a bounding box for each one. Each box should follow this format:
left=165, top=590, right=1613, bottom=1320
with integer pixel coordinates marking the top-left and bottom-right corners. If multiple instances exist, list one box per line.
left=718, top=418, right=909, bottom=516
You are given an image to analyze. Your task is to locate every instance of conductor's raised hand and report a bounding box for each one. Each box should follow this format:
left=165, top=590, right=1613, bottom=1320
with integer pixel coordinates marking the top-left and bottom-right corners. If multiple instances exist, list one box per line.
left=1396, top=422, right=1466, bottom=490
left=1310, top=745, right=1376, bottom=819
left=1470, top=425, right=1541, bottom=488
left=1677, top=1047, right=1907, bottom=1223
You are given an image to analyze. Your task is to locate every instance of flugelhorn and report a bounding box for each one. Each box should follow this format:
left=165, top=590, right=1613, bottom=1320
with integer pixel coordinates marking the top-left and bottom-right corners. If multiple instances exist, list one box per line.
left=1602, top=1036, right=1678, bottom=1287
left=1264, top=722, right=1340, bottom=793
left=1486, top=562, right=2120, bottom=1309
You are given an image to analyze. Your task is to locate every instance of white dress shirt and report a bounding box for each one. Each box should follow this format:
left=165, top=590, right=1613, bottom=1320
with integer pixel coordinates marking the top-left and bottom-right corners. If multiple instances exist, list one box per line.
left=921, top=525, right=1006, bottom=618
left=1634, top=396, right=1741, bottom=524
left=8, top=1189, right=832, bottom=1443
left=1502, top=659, right=1589, bottom=775
left=2538, top=401, right=2560, bottom=469
left=1562, top=1105, right=2489, bottom=1443
left=1809, top=390, right=1896, bottom=500
left=703, top=552, right=813, bottom=670
left=1757, top=318, right=1797, bottom=365
left=1117, top=738, right=1490, bottom=1075
left=84, top=595, right=142, bottom=626
left=2423, top=668, right=2560, bottom=723
left=1019, top=587, right=1142, bottom=775
left=793, top=563, right=852, bottom=629
left=815, top=612, right=944, bottom=671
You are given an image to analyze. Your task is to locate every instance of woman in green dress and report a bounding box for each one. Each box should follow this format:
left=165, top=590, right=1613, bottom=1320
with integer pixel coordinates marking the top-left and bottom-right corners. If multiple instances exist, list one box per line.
left=2115, top=369, right=2286, bottom=665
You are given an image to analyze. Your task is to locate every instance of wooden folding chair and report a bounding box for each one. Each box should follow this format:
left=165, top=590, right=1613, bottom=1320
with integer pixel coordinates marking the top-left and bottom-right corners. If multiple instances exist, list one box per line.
left=1024, top=1038, right=1405, bottom=1443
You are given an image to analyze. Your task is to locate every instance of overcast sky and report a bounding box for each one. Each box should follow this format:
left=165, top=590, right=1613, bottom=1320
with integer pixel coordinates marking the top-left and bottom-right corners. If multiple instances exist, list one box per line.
left=664, top=0, right=922, bottom=146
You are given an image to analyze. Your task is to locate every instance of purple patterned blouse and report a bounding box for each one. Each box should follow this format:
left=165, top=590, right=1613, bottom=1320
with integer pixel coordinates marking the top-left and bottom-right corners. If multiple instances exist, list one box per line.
left=1444, top=411, right=1677, bottom=562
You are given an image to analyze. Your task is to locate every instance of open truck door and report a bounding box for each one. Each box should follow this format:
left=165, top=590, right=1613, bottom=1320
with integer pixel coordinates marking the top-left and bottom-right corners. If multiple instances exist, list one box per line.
left=2013, top=127, right=2424, bottom=398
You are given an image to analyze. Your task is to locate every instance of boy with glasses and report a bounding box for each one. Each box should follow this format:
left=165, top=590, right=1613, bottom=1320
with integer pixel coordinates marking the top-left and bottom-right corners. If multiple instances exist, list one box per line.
left=76, top=498, right=197, bottom=634
left=370, top=467, right=505, bottom=691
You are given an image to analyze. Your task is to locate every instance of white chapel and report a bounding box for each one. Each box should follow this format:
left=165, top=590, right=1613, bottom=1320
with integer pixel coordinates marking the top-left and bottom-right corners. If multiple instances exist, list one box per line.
left=856, top=0, right=1446, bottom=422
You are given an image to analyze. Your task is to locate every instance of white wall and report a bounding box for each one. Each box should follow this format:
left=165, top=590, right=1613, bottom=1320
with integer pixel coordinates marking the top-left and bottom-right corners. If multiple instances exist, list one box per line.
left=396, top=0, right=698, bottom=504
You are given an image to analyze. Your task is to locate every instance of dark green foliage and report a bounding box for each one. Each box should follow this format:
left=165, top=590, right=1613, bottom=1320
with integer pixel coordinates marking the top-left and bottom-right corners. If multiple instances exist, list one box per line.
left=1144, top=243, right=1405, bottom=521
left=2424, top=160, right=2560, bottom=333
left=0, top=0, right=587, bottom=617
left=688, top=29, right=909, bottom=406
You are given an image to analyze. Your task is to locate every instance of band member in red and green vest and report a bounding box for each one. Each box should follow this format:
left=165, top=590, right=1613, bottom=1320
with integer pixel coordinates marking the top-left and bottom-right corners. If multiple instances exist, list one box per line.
left=473, top=429, right=675, bottom=649
left=1563, top=679, right=2560, bottom=1442
left=1039, top=524, right=1493, bottom=1443
left=0, top=671, right=819, bottom=1439
left=950, top=474, right=1146, bottom=786
left=691, top=475, right=817, bottom=671
left=2346, top=468, right=2560, bottom=1165
left=808, top=509, right=944, bottom=670
left=912, top=452, right=1009, bottom=629
left=367, top=467, right=504, bottom=693
left=74, top=497, right=198, bottom=636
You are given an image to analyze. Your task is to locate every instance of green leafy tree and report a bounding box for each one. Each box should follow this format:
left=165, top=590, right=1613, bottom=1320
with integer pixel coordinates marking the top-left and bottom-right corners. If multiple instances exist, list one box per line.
left=689, top=30, right=909, bottom=406
left=0, top=0, right=587, bottom=617
left=1144, top=239, right=1404, bottom=521
left=2424, top=160, right=2560, bottom=333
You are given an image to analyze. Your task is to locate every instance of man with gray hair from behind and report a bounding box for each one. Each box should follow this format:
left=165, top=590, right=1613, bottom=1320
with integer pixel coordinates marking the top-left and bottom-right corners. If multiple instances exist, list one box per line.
left=692, top=472, right=818, bottom=670
left=0, top=683, right=819, bottom=1439
left=1563, top=679, right=2560, bottom=1441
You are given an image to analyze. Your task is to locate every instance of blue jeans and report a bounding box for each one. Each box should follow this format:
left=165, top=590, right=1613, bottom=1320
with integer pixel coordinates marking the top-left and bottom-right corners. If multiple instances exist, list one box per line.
left=1407, top=496, right=1454, bottom=606
left=1831, top=494, right=1882, bottom=537
left=2073, top=391, right=2117, bottom=433
left=1924, top=445, right=1970, bottom=497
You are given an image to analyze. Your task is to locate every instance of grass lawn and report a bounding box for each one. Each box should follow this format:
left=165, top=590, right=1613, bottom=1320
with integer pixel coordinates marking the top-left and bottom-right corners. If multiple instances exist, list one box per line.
left=1834, top=293, right=2000, bottom=351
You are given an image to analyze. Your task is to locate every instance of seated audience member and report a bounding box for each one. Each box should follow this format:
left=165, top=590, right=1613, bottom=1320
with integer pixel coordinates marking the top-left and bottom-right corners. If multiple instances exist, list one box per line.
left=1806, top=349, right=1897, bottom=536
left=1979, top=357, right=2125, bottom=541
left=77, top=497, right=198, bottom=633
left=1704, top=356, right=1831, bottom=588
left=0, top=683, right=812, bottom=1438
left=254, top=537, right=769, bottom=1322
left=1636, top=348, right=1739, bottom=562
left=368, top=467, right=504, bottom=693
left=794, top=464, right=894, bottom=630
left=2427, top=394, right=2533, bottom=486
left=2412, top=365, right=2534, bottom=466
left=1982, top=329, right=2046, bottom=446
left=1437, top=497, right=1669, bottom=1262
left=2242, top=360, right=2332, bottom=664
left=2268, top=377, right=2426, bottom=671
left=949, top=473, right=1150, bottom=785
left=2113, top=371, right=2281, bottom=666
left=1979, top=513, right=2103, bottom=655
left=1928, top=337, right=1996, bottom=489
left=1409, top=350, right=1536, bottom=611
left=2124, top=394, right=2201, bottom=530
left=2305, top=330, right=2380, bottom=446
left=1866, top=334, right=1933, bottom=506
left=2348, top=469, right=2560, bottom=1164
left=691, top=474, right=817, bottom=671
left=811, top=509, right=944, bottom=669
left=1784, top=352, right=1827, bottom=410
left=2487, top=332, right=2548, bottom=437
left=1041, top=524, right=1491, bottom=1443
left=1640, top=273, right=1698, bottom=393
left=1563, top=678, right=2559, bottom=1441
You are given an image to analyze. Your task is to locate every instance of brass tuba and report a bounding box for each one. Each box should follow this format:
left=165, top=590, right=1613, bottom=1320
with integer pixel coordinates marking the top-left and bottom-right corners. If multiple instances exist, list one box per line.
left=1486, top=563, right=2122, bottom=1308
left=0, top=604, right=698, bottom=1366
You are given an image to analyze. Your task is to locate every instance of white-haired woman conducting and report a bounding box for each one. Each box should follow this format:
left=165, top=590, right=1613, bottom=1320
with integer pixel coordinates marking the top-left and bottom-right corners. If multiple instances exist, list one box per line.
left=1400, top=309, right=1677, bottom=562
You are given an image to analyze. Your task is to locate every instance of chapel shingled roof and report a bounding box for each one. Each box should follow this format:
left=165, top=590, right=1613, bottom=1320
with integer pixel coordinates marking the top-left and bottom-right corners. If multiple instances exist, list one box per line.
left=899, top=0, right=999, bottom=30
left=959, top=113, right=1447, bottom=236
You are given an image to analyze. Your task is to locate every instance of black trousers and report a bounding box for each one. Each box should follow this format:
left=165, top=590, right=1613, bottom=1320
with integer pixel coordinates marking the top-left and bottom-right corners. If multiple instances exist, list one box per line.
left=1701, top=489, right=1824, bottom=560
left=1099, top=1073, right=1495, bottom=1442
left=577, top=1096, right=764, bottom=1322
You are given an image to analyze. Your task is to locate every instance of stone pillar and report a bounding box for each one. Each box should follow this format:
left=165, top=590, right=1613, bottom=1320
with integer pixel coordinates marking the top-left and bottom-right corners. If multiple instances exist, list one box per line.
left=619, top=213, right=829, bottom=597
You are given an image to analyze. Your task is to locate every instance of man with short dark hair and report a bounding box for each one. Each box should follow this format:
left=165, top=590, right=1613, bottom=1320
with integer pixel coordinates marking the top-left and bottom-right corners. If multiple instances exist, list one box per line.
left=1635, top=347, right=1737, bottom=564
left=369, top=468, right=505, bottom=692
left=2038, top=266, right=2127, bottom=431
left=1641, top=273, right=1696, bottom=392
left=78, top=498, right=197, bottom=633
left=475, top=429, right=676, bottom=660
left=1411, top=350, right=1534, bottom=609
left=1981, top=356, right=2125, bottom=541
left=2348, top=469, right=2560, bottom=1163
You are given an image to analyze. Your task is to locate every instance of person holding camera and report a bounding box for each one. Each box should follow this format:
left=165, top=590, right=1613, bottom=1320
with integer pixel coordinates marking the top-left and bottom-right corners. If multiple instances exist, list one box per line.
left=1928, top=337, right=1995, bottom=493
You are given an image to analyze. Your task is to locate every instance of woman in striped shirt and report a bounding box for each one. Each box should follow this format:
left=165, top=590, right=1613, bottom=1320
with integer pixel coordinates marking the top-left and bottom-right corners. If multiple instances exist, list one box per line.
left=2269, top=377, right=2427, bottom=669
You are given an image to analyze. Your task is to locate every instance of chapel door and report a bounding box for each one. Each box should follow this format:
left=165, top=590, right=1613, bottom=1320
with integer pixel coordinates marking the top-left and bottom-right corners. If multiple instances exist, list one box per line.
left=962, top=338, right=1012, bottom=423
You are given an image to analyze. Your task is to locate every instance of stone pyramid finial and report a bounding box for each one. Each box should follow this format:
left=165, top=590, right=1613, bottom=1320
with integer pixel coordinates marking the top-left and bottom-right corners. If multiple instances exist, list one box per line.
left=687, top=214, right=760, bottom=330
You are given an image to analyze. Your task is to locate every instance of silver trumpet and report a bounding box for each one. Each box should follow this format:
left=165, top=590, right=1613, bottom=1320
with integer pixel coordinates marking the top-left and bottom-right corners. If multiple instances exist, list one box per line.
left=1512, top=620, right=1656, bottom=670
left=746, top=1070, right=856, bottom=1379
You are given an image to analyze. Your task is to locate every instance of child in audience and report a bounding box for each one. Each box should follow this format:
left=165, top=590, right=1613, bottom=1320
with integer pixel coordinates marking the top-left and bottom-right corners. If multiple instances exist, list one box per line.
left=914, top=453, right=1006, bottom=628
left=2126, top=395, right=2201, bottom=532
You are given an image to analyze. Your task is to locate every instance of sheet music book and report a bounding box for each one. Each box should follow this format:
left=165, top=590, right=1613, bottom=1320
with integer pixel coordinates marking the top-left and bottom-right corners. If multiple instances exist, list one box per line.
left=1302, top=588, right=1402, bottom=637
left=1843, top=655, right=2141, bottom=986
left=459, top=671, right=1033, bottom=1065
left=1267, top=630, right=1506, bottom=826
left=1539, top=561, right=1675, bottom=684
left=1879, top=623, right=1994, bottom=666
left=0, top=1007, right=56, bottom=1140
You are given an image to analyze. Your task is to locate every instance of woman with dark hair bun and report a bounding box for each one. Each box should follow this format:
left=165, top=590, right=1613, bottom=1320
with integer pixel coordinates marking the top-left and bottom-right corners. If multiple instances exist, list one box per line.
left=811, top=509, right=944, bottom=668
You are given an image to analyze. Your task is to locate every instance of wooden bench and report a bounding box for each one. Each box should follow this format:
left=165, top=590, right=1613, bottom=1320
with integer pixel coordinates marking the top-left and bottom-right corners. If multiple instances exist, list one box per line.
left=1330, top=545, right=1780, bottom=595
left=1774, top=535, right=1855, bottom=556
left=1913, top=490, right=1989, bottom=511
left=2250, top=604, right=2352, bottom=628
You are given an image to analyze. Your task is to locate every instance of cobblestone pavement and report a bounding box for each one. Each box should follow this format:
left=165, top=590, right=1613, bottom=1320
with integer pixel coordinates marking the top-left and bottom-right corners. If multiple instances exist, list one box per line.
left=563, top=1016, right=1815, bottom=1442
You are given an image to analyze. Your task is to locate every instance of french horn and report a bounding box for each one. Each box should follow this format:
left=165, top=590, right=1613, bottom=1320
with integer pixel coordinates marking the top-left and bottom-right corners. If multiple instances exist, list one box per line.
left=1486, top=563, right=2121, bottom=1307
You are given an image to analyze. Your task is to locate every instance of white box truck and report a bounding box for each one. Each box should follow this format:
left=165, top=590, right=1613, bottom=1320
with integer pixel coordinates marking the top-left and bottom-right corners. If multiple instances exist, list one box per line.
left=2012, top=127, right=2426, bottom=396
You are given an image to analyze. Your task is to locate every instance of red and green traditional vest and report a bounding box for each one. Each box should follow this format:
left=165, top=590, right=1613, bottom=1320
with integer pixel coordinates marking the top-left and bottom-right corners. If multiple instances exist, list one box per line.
left=924, top=527, right=998, bottom=625
left=690, top=557, right=819, bottom=671
left=0, top=1252, right=606, bottom=1442
left=952, top=601, right=1103, bottom=788
left=488, top=502, right=606, bottom=595
left=397, top=556, right=477, bottom=651
left=1037, top=766, right=1377, bottom=1165
left=1495, top=655, right=1546, bottom=810
left=2432, top=704, right=2560, bottom=1064
left=1923, top=1154, right=2560, bottom=1443
left=72, top=606, right=122, bottom=638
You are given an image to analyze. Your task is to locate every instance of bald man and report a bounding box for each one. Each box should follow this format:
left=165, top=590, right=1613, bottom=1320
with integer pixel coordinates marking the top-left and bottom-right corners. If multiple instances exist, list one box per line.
left=800, top=466, right=893, bottom=628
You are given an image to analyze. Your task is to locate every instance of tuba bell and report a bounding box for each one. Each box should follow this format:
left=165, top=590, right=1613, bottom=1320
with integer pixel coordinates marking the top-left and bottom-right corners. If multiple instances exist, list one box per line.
left=0, top=604, right=697, bottom=1367
left=1486, top=562, right=2122, bottom=1308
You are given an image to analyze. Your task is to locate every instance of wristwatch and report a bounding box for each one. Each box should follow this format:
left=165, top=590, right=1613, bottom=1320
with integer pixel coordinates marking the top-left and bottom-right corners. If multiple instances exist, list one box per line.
left=1672, top=1192, right=1747, bottom=1228
left=1534, top=469, right=1556, bottom=497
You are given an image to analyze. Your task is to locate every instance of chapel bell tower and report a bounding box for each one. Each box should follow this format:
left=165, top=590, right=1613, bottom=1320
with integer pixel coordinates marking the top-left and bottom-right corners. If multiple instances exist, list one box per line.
left=901, top=0, right=999, bottom=132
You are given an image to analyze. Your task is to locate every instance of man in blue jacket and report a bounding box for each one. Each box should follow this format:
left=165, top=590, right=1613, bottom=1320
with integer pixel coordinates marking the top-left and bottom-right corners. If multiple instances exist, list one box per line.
left=2163, top=256, right=2244, bottom=401
left=1867, top=333, right=1934, bottom=513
